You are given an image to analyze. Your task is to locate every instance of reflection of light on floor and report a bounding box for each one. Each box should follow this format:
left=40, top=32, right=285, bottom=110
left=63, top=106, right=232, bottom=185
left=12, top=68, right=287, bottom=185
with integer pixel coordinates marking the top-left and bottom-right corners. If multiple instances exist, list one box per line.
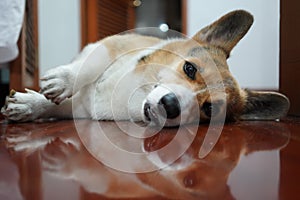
left=228, top=151, right=280, bottom=200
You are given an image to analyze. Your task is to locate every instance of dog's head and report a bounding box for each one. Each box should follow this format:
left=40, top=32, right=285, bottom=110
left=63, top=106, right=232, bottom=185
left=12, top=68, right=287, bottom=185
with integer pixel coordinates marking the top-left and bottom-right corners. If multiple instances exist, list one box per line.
left=138, top=10, right=289, bottom=127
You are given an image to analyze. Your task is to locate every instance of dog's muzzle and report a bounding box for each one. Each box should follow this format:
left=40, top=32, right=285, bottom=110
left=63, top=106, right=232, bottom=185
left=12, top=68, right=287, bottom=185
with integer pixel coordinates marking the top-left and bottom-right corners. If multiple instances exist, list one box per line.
left=143, top=93, right=181, bottom=125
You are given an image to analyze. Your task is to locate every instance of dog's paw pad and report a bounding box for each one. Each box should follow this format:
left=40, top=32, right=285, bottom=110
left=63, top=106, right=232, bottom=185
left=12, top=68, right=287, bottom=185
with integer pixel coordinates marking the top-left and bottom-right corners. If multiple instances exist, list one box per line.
left=40, top=66, right=74, bottom=104
left=2, top=103, right=32, bottom=122
left=1, top=90, right=47, bottom=122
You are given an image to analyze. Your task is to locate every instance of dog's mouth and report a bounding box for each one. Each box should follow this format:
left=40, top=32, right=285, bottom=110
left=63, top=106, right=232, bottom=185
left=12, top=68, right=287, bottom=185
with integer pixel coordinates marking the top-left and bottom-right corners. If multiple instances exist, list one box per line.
left=143, top=102, right=153, bottom=122
left=143, top=101, right=167, bottom=127
left=143, top=92, right=181, bottom=127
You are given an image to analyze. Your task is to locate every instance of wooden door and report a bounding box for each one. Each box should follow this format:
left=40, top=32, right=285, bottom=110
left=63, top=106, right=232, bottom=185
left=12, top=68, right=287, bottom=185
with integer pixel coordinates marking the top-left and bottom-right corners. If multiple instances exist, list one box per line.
left=81, top=0, right=136, bottom=47
left=80, top=0, right=187, bottom=47
left=280, top=0, right=300, bottom=116
left=9, top=0, right=39, bottom=92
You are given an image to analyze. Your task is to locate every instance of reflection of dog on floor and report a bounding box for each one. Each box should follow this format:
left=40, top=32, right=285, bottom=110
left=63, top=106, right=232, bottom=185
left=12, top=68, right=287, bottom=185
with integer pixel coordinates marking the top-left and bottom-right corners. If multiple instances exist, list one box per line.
left=2, top=10, right=289, bottom=126
left=4, top=121, right=289, bottom=199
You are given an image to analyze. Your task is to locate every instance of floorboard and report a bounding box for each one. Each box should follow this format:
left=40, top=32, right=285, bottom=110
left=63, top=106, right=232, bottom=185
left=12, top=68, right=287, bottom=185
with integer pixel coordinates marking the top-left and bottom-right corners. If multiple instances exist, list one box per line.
left=0, top=116, right=299, bottom=199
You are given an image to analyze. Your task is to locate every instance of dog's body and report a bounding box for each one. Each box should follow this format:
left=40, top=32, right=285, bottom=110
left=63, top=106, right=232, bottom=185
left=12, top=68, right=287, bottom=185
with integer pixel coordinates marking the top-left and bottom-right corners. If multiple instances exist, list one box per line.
left=1, top=10, right=289, bottom=126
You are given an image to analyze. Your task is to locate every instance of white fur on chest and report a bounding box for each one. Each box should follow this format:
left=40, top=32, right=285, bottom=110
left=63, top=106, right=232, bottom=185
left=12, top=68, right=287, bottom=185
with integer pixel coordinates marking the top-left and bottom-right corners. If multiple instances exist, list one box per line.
left=83, top=52, right=146, bottom=121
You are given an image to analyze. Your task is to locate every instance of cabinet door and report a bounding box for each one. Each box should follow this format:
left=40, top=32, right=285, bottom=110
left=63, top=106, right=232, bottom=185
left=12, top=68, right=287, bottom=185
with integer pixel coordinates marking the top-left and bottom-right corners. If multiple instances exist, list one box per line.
left=80, top=0, right=187, bottom=47
left=280, top=0, right=300, bottom=116
left=81, top=0, right=135, bottom=47
left=10, top=0, right=39, bottom=92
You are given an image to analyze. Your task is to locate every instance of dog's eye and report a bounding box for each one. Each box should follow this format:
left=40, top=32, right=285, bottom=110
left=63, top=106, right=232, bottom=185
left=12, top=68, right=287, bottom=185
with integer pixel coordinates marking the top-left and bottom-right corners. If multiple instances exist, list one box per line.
left=183, top=62, right=197, bottom=80
left=202, top=102, right=220, bottom=118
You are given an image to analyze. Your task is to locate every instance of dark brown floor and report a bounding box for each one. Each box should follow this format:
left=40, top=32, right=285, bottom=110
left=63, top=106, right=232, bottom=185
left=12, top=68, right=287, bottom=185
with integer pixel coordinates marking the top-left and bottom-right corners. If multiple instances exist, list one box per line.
left=0, top=116, right=299, bottom=200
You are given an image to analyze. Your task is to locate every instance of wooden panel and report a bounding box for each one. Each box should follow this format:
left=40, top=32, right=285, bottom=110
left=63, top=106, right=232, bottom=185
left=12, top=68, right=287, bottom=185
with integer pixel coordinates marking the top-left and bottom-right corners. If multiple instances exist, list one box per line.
left=81, top=0, right=98, bottom=47
left=81, top=0, right=136, bottom=47
left=10, top=0, right=39, bottom=91
left=81, top=0, right=187, bottom=47
left=280, top=0, right=300, bottom=116
left=9, top=0, right=39, bottom=92
left=181, top=0, right=187, bottom=35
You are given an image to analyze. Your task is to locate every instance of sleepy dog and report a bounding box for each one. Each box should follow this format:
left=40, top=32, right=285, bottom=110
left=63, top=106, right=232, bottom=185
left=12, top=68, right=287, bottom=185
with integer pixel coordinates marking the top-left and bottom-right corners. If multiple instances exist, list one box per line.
left=1, top=10, right=289, bottom=126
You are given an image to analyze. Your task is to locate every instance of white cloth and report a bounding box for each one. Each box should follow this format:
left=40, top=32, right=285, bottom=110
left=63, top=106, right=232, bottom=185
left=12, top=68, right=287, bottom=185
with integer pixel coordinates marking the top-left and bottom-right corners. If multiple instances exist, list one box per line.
left=0, top=0, right=25, bottom=63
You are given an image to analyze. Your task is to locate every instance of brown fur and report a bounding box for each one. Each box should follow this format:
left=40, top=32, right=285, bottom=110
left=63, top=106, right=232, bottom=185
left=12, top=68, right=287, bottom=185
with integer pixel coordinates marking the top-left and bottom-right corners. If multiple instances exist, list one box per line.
left=133, top=10, right=289, bottom=122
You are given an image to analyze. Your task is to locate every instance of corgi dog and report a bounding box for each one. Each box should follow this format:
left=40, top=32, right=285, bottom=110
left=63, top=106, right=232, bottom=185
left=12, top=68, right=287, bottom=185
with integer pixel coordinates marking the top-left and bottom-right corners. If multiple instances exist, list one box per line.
left=1, top=10, right=289, bottom=127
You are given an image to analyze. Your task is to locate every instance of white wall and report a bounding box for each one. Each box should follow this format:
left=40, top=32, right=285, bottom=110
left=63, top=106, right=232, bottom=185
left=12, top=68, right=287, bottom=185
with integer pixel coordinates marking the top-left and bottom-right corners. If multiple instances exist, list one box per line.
left=38, top=0, right=81, bottom=77
left=37, top=0, right=279, bottom=89
left=187, top=0, right=280, bottom=89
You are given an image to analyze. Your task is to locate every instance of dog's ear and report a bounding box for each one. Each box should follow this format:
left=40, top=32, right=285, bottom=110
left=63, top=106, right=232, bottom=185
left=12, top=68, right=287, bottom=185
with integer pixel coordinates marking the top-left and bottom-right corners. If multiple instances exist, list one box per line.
left=193, top=10, right=254, bottom=57
left=240, top=90, right=290, bottom=120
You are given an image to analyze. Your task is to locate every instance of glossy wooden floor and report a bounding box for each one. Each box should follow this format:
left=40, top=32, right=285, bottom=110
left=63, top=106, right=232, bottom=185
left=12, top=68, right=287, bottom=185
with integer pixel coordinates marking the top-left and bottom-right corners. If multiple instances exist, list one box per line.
left=0, top=116, right=300, bottom=200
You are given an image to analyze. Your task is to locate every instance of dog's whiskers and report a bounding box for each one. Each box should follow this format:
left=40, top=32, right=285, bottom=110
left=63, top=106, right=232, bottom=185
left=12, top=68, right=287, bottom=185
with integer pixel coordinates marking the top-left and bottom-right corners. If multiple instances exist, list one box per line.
left=194, top=88, right=208, bottom=95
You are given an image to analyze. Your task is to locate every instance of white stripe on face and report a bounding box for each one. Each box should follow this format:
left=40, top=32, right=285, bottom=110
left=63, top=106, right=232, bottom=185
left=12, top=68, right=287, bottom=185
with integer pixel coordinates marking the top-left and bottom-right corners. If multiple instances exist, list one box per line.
left=143, top=84, right=199, bottom=127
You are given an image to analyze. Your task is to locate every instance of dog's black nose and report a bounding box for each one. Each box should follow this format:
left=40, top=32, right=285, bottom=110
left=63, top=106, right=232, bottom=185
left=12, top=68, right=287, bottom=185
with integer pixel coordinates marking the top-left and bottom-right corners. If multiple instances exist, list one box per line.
left=158, top=93, right=181, bottom=119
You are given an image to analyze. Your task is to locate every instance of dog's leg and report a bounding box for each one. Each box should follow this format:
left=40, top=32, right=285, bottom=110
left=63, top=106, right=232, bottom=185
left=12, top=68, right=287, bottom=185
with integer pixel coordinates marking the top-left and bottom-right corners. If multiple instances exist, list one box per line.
left=40, top=42, right=111, bottom=104
left=1, top=89, right=89, bottom=122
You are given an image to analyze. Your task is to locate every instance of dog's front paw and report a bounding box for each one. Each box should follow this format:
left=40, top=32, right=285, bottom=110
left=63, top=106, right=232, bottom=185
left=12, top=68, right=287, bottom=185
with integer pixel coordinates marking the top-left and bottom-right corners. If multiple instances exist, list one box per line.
left=40, top=66, right=74, bottom=104
left=1, top=89, right=48, bottom=122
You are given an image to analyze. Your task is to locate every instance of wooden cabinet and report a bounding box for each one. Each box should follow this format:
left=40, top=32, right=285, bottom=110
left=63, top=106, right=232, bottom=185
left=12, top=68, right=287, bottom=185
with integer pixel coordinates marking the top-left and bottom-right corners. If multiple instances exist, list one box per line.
left=280, top=0, right=300, bottom=116
left=80, top=0, right=187, bottom=47
left=9, top=0, right=39, bottom=92
left=81, top=0, right=136, bottom=47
